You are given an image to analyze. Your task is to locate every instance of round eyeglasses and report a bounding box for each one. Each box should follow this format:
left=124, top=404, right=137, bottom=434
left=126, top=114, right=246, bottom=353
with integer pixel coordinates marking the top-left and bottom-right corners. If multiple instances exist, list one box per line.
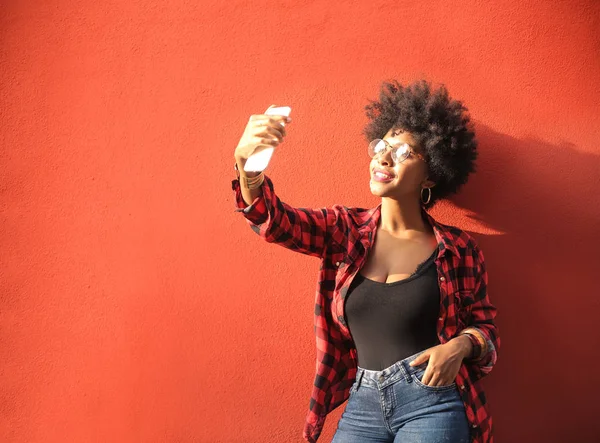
left=368, top=139, right=425, bottom=164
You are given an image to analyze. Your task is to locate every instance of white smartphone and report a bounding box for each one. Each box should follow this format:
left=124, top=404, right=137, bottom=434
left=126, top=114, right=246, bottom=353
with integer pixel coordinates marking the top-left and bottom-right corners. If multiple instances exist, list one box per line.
left=243, top=106, right=292, bottom=172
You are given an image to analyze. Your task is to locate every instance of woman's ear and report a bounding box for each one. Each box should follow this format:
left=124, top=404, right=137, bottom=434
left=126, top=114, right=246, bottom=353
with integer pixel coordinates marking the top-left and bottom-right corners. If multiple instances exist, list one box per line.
left=422, top=178, right=436, bottom=188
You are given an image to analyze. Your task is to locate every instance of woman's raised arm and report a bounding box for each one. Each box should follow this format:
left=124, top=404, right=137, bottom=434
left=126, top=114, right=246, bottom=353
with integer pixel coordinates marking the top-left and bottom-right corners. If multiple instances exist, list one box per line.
left=232, top=172, right=346, bottom=258
left=232, top=107, right=347, bottom=258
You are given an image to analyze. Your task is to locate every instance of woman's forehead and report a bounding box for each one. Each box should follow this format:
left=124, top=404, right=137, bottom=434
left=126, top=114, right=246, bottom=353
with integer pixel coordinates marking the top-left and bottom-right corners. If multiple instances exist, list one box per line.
left=385, top=127, right=417, bottom=145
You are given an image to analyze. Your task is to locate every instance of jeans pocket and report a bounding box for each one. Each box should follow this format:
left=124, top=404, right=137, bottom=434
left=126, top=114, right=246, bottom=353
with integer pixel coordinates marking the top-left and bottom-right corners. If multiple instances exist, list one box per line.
left=412, top=368, right=457, bottom=392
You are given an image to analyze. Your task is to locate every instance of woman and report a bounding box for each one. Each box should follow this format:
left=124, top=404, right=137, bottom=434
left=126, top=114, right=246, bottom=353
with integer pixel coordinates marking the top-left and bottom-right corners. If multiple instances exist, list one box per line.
left=231, top=79, right=500, bottom=443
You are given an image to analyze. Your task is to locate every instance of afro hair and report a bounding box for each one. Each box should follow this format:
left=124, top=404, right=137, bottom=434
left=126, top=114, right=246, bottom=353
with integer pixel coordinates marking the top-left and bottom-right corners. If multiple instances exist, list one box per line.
left=362, top=78, right=478, bottom=209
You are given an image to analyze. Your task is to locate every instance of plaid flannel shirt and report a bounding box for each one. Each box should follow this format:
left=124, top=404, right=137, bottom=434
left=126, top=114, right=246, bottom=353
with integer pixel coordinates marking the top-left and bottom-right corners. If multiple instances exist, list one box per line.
left=231, top=173, right=501, bottom=443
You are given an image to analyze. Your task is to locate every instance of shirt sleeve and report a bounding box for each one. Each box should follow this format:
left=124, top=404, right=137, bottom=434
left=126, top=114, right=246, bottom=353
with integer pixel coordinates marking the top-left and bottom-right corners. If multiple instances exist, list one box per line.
left=464, top=243, right=501, bottom=381
left=231, top=174, right=346, bottom=258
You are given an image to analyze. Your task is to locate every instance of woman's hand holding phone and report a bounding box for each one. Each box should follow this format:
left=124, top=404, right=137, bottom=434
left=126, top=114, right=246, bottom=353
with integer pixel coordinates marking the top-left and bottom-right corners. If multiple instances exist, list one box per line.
left=234, top=104, right=292, bottom=172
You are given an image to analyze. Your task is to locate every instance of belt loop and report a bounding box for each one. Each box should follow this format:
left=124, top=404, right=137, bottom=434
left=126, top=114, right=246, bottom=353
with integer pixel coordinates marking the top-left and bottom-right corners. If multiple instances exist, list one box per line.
left=401, top=361, right=412, bottom=383
left=356, top=369, right=363, bottom=390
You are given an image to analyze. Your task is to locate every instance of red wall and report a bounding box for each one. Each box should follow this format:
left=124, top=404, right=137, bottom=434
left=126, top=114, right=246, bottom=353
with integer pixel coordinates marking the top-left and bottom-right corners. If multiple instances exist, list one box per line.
left=1, top=1, right=599, bottom=442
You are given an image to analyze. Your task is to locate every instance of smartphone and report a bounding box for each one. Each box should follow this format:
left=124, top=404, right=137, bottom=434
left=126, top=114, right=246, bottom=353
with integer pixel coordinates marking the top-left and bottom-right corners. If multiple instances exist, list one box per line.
left=243, top=106, right=292, bottom=172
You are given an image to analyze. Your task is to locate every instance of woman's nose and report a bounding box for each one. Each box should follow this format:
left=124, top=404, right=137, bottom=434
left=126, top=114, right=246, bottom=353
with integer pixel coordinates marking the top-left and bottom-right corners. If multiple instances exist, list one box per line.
left=380, top=148, right=394, bottom=165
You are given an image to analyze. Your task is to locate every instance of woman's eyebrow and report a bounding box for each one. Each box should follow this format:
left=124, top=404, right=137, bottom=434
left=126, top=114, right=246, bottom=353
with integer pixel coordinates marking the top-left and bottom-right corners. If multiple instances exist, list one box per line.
left=388, top=139, right=414, bottom=149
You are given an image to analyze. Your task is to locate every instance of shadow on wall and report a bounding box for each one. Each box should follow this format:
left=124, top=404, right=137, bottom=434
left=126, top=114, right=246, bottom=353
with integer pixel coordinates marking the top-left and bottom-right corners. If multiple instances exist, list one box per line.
left=445, top=122, right=599, bottom=442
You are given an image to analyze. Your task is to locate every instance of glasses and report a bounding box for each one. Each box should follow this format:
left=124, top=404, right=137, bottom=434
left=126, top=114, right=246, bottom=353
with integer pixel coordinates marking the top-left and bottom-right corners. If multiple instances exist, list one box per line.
left=368, top=139, right=425, bottom=164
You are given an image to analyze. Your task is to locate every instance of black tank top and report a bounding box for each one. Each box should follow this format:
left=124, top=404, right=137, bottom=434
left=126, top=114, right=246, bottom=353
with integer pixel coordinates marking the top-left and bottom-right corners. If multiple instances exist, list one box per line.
left=344, top=247, right=441, bottom=370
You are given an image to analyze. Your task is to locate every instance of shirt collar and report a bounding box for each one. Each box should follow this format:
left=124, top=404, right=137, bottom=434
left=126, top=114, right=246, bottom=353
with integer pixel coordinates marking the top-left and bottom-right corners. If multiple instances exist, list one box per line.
left=366, top=203, right=461, bottom=259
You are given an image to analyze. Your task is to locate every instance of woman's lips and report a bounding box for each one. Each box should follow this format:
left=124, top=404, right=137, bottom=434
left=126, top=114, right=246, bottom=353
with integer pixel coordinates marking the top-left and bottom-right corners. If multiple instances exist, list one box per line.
left=372, top=172, right=395, bottom=182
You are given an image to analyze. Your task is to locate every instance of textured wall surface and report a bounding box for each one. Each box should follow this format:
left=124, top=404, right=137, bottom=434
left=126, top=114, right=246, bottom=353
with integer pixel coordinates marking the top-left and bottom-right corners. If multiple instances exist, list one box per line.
left=1, top=1, right=599, bottom=442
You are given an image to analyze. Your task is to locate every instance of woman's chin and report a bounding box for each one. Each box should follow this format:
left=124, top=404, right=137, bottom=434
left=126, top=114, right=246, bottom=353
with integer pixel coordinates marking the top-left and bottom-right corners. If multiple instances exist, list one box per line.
left=369, top=180, right=392, bottom=196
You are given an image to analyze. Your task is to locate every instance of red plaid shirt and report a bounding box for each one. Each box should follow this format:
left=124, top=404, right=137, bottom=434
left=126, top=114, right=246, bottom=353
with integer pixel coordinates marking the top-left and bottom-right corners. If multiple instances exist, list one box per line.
left=231, top=173, right=501, bottom=443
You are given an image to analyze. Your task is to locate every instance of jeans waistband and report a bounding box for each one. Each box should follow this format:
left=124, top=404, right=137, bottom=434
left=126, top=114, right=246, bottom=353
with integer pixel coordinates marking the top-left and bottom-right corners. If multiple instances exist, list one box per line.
left=354, top=349, right=430, bottom=390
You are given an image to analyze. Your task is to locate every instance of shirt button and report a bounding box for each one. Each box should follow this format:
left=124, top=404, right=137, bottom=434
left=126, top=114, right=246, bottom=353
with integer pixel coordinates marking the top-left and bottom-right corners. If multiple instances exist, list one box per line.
left=438, top=316, right=443, bottom=320
left=335, top=261, right=340, bottom=266
left=460, top=385, right=465, bottom=390
left=472, top=424, right=477, bottom=428
left=439, top=276, right=445, bottom=281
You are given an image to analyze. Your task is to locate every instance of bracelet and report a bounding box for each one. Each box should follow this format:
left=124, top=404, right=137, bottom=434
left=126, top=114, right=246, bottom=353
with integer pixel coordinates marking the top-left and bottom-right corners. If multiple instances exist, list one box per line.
left=241, top=173, right=265, bottom=189
left=234, top=162, right=265, bottom=189
left=463, top=328, right=487, bottom=354
left=460, top=332, right=480, bottom=359
left=459, top=328, right=487, bottom=360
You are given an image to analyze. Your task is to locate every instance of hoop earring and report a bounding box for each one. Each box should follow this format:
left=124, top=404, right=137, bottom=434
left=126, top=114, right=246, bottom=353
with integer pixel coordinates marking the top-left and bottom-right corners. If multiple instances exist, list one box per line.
left=421, top=187, right=432, bottom=205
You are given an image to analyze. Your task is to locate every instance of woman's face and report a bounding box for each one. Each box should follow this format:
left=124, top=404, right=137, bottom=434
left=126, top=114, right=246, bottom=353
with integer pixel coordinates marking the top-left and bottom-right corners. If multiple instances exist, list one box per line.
left=368, top=127, right=434, bottom=200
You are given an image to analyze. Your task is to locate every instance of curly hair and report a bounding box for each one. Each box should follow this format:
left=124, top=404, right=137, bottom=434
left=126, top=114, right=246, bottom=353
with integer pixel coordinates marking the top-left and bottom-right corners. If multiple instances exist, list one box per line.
left=362, top=78, right=478, bottom=209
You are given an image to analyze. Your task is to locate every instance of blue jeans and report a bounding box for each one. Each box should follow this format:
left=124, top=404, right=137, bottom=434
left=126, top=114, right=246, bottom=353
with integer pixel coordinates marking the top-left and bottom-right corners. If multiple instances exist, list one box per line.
left=332, top=349, right=470, bottom=443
